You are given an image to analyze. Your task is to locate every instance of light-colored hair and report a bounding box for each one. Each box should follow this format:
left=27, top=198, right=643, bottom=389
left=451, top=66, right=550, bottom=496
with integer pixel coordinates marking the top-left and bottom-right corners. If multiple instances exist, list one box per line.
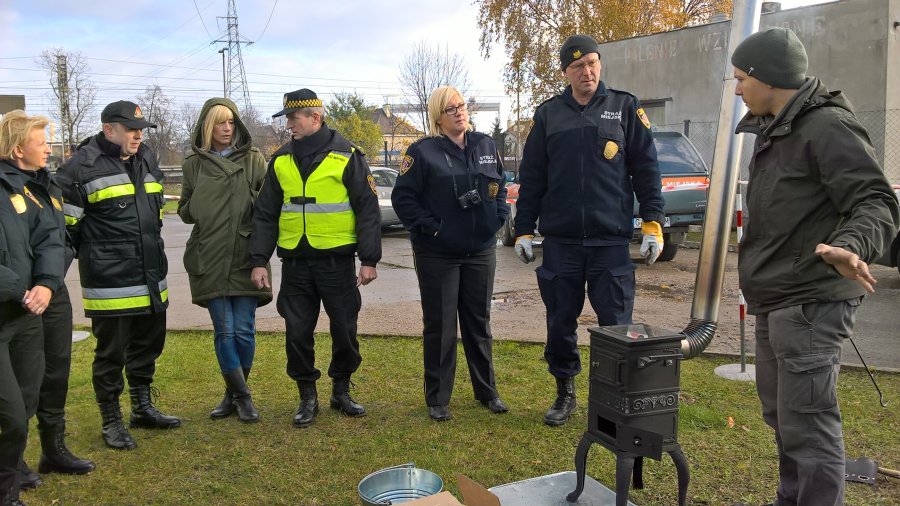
left=0, top=110, right=49, bottom=160
left=201, top=104, right=236, bottom=152
left=426, top=86, right=471, bottom=137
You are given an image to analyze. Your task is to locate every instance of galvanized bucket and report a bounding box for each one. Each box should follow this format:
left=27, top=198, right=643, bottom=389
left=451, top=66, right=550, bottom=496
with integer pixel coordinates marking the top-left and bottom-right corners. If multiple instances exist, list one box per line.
left=358, top=462, right=443, bottom=505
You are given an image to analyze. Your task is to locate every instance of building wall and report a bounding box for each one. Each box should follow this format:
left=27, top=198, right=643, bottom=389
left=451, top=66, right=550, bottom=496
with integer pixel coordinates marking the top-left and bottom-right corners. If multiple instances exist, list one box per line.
left=596, top=0, right=899, bottom=180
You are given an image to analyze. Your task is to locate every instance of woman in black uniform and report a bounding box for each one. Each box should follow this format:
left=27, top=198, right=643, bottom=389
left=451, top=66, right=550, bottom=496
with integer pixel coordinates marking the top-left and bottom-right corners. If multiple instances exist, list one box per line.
left=391, top=86, right=510, bottom=421
left=0, top=110, right=64, bottom=506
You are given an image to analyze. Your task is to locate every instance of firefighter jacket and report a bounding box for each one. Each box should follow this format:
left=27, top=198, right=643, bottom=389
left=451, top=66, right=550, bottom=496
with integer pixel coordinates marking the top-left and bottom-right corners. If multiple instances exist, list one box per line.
left=0, top=160, right=65, bottom=318
left=249, top=124, right=381, bottom=267
left=514, top=82, right=664, bottom=244
left=56, top=134, right=168, bottom=317
left=392, top=132, right=509, bottom=255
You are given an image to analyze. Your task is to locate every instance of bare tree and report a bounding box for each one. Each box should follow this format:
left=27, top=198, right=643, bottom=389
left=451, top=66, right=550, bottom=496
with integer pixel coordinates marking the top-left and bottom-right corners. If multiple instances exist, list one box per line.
left=178, top=102, right=201, bottom=148
left=398, top=41, right=471, bottom=133
left=37, top=48, right=98, bottom=153
left=135, top=85, right=179, bottom=165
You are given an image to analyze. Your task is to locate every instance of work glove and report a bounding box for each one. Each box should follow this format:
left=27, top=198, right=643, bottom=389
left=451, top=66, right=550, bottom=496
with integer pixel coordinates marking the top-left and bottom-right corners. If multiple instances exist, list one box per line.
left=640, top=221, right=664, bottom=265
left=514, top=235, right=535, bottom=264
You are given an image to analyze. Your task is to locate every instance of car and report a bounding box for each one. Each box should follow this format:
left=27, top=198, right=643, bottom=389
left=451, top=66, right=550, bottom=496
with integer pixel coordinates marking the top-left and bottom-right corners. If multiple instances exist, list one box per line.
left=498, top=131, right=710, bottom=262
left=876, top=184, right=900, bottom=275
left=369, top=167, right=402, bottom=227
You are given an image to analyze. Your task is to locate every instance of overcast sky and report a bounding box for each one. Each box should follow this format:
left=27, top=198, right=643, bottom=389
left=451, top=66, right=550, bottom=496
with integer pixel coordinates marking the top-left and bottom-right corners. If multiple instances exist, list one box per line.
left=0, top=0, right=831, bottom=136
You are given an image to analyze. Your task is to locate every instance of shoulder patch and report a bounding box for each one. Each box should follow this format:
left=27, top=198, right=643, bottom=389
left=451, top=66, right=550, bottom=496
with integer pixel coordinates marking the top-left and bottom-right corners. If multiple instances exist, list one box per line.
left=10, top=193, right=26, bottom=214
left=637, top=108, right=651, bottom=129
left=51, top=196, right=63, bottom=211
left=399, top=155, right=414, bottom=176
left=367, top=174, right=378, bottom=196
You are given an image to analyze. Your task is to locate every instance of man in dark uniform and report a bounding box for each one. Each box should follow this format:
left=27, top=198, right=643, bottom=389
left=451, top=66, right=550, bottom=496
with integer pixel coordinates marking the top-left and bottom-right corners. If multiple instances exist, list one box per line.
left=250, top=88, right=381, bottom=428
left=57, top=101, right=181, bottom=451
left=513, top=34, right=664, bottom=426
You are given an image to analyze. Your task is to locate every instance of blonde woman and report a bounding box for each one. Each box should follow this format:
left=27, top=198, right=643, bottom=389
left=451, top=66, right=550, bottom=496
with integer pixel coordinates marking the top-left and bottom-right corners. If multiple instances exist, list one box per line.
left=178, top=98, right=271, bottom=423
left=0, top=110, right=65, bottom=504
left=391, top=86, right=510, bottom=421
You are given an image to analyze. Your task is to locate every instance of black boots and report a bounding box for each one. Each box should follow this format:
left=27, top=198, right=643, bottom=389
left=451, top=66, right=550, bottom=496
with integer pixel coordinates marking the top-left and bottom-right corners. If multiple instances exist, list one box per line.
left=99, top=400, right=136, bottom=450
left=222, top=369, right=259, bottom=423
left=544, top=376, right=577, bottom=426
left=330, top=378, right=366, bottom=417
left=129, top=385, right=182, bottom=429
left=209, top=390, right=234, bottom=419
left=17, top=460, right=41, bottom=490
left=293, top=381, right=319, bottom=428
left=37, top=425, right=96, bottom=475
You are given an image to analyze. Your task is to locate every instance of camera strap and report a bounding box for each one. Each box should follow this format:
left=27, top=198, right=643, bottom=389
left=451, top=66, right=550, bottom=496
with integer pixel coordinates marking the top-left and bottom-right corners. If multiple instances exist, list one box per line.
left=444, top=152, right=477, bottom=199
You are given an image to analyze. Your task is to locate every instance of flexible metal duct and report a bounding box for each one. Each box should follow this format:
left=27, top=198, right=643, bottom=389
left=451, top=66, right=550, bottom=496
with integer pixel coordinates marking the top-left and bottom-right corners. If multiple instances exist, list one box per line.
left=681, top=0, right=763, bottom=358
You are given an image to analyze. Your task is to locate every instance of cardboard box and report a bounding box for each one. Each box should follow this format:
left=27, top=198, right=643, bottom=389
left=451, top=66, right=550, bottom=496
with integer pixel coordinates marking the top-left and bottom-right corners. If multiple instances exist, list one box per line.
left=401, top=475, right=499, bottom=506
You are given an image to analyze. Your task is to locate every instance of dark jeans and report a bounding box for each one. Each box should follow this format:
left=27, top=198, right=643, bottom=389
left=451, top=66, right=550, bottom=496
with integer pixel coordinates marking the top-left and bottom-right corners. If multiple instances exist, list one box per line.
left=0, top=310, right=43, bottom=503
left=91, top=312, right=167, bottom=403
left=414, top=248, right=499, bottom=407
left=537, top=239, right=634, bottom=378
left=206, top=296, right=258, bottom=373
left=37, top=284, right=73, bottom=431
left=277, top=255, right=362, bottom=383
left=755, top=298, right=860, bottom=506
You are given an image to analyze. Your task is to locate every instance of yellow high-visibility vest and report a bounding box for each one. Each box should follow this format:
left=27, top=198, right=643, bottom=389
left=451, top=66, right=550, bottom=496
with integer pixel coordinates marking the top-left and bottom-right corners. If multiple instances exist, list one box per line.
left=273, top=150, right=356, bottom=250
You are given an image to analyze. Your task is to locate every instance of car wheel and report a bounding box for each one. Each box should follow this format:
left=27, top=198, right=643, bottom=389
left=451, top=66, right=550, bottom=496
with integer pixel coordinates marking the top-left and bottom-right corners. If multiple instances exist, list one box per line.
left=498, top=219, right=515, bottom=247
left=657, top=242, right=678, bottom=262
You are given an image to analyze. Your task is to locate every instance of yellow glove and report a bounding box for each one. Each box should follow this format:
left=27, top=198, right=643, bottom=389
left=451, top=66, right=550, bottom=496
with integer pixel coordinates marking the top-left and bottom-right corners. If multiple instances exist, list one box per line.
left=640, top=221, right=664, bottom=265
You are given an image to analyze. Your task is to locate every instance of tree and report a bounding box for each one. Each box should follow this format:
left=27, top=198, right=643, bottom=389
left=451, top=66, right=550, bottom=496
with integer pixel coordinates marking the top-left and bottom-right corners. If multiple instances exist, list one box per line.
left=135, top=85, right=179, bottom=165
left=398, top=41, right=471, bottom=133
left=477, top=0, right=733, bottom=105
left=178, top=102, right=201, bottom=149
left=490, top=115, right=507, bottom=159
left=37, top=48, right=98, bottom=153
left=326, top=93, right=383, bottom=160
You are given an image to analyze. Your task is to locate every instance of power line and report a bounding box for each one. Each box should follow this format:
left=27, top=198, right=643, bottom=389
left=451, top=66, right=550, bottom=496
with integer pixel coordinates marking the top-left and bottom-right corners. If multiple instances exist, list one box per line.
left=193, top=0, right=213, bottom=38
left=255, top=0, right=278, bottom=43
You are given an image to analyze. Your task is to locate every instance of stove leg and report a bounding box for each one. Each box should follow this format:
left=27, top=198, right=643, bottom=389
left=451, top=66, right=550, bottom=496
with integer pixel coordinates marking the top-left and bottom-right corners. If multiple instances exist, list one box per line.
left=566, top=434, right=593, bottom=502
left=615, top=454, right=637, bottom=506
left=668, top=449, right=690, bottom=506
left=633, top=456, right=644, bottom=489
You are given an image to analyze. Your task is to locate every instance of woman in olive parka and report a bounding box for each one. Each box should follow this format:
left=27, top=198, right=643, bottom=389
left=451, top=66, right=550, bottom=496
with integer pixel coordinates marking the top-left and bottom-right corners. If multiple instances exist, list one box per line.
left=178, top=98, right=271, bottom=423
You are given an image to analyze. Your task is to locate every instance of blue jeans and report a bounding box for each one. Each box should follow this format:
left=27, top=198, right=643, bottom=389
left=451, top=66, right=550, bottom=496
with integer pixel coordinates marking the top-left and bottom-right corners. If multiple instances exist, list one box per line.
left=206, top=297, right=258, bottom=373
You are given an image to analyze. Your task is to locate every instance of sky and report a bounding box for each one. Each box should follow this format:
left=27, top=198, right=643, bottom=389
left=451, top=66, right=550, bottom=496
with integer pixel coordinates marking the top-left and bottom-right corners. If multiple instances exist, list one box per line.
left=0, top=0, right=831, bottom=139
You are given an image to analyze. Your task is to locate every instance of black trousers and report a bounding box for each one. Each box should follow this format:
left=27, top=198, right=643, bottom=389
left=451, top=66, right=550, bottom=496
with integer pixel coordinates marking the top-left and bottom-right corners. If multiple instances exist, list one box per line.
left=414, top=248, right=499, bottom=407
left=37, top=284, right=73, bottom=431
left=0, top=309, right=43, bottom=503
left=91, top=311, right=167, bottom=403
left=277, top=255, right=362, bottom=383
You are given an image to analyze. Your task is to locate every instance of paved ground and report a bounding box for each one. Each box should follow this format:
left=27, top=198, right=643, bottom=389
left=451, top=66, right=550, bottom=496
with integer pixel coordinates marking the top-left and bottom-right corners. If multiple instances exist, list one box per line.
left=65, top=216, right=900, bottom=374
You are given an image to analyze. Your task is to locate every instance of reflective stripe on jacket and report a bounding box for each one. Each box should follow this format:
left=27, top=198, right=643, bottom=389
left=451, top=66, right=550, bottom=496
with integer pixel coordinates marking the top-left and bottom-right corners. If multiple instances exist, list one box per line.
left=273, top=149, right=356, bottom=250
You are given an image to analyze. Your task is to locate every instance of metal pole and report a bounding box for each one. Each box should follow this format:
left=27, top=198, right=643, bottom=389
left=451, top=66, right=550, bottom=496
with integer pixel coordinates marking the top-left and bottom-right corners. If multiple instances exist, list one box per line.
left=218, top=48, right=228, bottom=97
left=736, top=197, right=746, bottom=372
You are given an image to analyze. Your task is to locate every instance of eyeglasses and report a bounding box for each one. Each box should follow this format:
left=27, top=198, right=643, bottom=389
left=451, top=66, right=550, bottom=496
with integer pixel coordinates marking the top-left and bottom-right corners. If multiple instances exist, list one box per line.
left=569, top=58, right=600, bottom=73
left=442, top=103, right=468, bottom=116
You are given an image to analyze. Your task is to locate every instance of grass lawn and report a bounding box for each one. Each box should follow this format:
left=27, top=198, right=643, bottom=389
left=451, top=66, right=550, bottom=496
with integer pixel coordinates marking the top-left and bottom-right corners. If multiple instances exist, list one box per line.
left=21, top=331, right=900, bottom=505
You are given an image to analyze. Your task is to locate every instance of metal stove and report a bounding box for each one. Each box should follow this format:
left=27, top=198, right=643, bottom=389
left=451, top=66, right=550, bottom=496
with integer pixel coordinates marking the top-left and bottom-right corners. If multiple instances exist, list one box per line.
left=567, top=323, right=690, bottom=506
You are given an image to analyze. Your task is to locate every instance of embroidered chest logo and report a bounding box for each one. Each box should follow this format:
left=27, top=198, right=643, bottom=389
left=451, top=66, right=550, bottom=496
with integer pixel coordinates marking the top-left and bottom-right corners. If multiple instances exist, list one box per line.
left=478, top=154, right=496, bottom=166
left=10, top=194, right=26, bottom=214
left=600, top=110, right=622, bottom=121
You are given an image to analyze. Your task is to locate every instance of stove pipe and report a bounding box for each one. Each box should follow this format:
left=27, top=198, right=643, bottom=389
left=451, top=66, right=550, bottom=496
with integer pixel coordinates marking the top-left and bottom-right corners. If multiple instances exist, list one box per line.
left=680, top=0, right=763, bottom=358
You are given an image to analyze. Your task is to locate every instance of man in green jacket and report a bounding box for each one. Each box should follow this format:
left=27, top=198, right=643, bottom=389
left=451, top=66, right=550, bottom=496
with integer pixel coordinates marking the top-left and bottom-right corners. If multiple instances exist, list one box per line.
left=732, top=28, right=899, bottom=506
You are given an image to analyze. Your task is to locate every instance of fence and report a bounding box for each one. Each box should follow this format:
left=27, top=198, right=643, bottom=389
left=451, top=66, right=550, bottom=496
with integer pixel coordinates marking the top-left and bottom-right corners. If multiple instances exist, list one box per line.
left=655, top=109, right=900, bottom=184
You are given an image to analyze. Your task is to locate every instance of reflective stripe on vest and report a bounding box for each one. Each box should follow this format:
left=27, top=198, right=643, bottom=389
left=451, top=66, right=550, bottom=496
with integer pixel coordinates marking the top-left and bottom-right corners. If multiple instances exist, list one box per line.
left=82, top=279, right=168, bottom=312
left=273, top=150, right=356, bottom=250
left=143, top=174, right=163, bottom=195
left=64, top=203, right=84, bottom=226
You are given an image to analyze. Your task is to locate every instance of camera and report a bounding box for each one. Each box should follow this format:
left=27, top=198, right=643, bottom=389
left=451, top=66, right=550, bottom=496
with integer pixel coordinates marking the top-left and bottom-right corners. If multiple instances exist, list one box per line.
left=457, top=189, right=482, bottom=210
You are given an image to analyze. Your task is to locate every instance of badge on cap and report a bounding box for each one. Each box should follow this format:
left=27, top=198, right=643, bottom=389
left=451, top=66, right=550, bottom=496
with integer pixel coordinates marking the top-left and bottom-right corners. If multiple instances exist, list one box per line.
left=134, top=106, right=144, bottom=119
left=573, top=49, right=582, bottom=59
left=399, top=155, right=414, bottom=175
left=367, top=175, right=378, bottom=196
left=10, top=194, right=26, bottom=214
left=637, top=108, right=651, bottom=129
left=603, top=141, right=619, bottom=160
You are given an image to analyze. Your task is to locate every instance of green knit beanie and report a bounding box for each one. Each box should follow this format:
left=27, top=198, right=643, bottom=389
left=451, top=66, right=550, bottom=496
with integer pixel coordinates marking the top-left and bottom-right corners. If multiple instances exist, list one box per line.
left=731, top=27, right=808, bottom=89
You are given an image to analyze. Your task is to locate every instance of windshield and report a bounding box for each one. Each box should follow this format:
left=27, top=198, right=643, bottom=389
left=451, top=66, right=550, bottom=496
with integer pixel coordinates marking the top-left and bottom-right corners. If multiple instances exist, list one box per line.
left=652, top=133, right=708, bottom=175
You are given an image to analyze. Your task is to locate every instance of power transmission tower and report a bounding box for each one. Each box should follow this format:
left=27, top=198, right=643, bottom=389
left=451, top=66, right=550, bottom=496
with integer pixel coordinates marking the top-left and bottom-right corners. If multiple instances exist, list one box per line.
left=214, top=0, right=253, bottom=111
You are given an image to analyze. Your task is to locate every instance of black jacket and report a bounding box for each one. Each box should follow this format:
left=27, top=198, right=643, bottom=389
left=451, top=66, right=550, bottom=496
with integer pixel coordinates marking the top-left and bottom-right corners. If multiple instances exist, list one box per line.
left=0, top=160, right=65, bottom=318
left=515, top=83, right=664, bottom=244
left=249, top=124, right=382, bottom=267
left=392, top=132, right=509, bottom=255
left=736, top=78, right=900, bottom=314
left=56, top=134, right=168, bottom=317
